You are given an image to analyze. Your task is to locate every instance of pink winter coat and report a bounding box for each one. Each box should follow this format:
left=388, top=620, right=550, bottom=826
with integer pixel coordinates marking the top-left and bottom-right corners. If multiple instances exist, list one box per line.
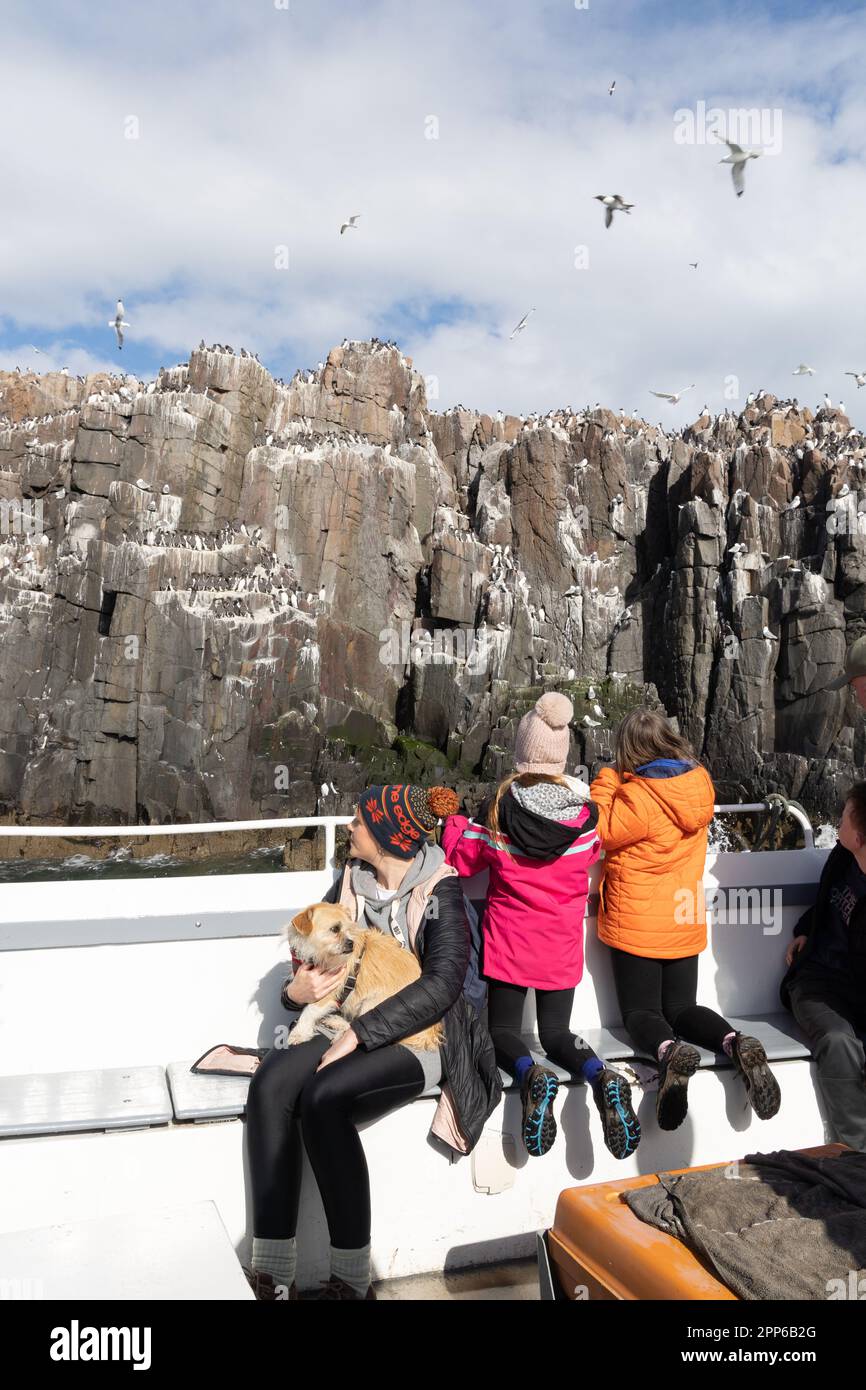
left=441, top=792, right=601, bottom=991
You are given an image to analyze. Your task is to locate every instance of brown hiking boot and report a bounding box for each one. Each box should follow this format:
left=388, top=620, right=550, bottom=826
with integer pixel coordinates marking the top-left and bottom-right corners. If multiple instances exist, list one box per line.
left=242, top=1265, right=298, bottom=1301
left=312, top=1276, right=377, bottom=1300
left=731, top=1033, right=781, bottom=1119
left=655, top=1040, right=701, bottom=1131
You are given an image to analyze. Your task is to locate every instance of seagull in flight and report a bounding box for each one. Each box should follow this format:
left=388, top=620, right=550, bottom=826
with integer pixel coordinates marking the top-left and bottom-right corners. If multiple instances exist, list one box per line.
left=340, top=214, right=361, bottom=235
left=649, top=384, right=695, bottom=405
left=688, top=261, right=699, bottom=270
left=719, top=141, right=762, bottom=197
left=793, top=364, right=815, bottom=376
left=845, top=371, right=866, bottom=388
left=608, top=80, right=616, bottom=96
left=509, top=308, right=535, bottom=339
left=594, top=194, right=634, bottom=228
left=109, top=299, right=130, bottom=350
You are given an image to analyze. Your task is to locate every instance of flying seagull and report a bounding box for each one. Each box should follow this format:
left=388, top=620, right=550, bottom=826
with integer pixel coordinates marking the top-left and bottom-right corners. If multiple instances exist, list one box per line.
left=109, top=299, right=130, bottom=350
left=608, top=80, right=616, bottom=96
left=340, top=215, right=361, bottom=235
left=688, top=261, right=699, bottom=269
left=594, top=193, right=634, bottom=229
left=719, top=141, right=762, bottom=197
left=793, top=364, right=815, bottom=376
left=845, top=371, right=866, bottom=388
left=650, top=384, right=695, bottom=405
left=509, top=308, right=535, bottom=339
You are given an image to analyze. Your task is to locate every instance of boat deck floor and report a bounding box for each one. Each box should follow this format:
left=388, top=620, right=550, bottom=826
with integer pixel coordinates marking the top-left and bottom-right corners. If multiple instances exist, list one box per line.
left=373, top=1257, right=538, bottom=1301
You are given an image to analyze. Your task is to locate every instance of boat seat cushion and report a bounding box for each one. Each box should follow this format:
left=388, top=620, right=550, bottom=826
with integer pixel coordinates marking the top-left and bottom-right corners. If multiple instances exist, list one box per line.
left=163, top=1013, right=814, bottom=1119
left=0, top=1066, right=172, bottom=1139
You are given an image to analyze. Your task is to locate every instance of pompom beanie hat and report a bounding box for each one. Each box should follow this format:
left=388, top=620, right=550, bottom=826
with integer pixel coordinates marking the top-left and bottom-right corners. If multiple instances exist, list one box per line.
left=358, top=783, right=460, bottom=859
left=514, top=692, right=574, bottom=775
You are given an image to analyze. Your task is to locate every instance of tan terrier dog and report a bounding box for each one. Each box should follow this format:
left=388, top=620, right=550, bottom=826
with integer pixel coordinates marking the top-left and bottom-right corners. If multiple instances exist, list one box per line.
left=284, top=902, right=444, bottom=1049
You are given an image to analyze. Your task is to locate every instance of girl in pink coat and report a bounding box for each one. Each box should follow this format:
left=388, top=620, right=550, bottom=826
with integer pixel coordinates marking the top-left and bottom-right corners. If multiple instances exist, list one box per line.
left=442, top=692, right=640, bottom=1161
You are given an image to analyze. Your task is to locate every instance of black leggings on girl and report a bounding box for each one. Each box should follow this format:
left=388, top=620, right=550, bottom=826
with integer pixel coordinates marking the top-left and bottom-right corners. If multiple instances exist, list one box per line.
left=609, top=948, right=733, bottom=1058
left=486, top=979, right=599, bottom=1074
left=245, top=1035, right=426, bottom=1247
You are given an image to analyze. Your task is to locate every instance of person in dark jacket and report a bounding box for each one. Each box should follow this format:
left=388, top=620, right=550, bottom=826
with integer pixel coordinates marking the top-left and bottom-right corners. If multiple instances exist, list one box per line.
left=243, top=782, right=501, bottom=1302
left=780, top=781, right=866, bottom=1152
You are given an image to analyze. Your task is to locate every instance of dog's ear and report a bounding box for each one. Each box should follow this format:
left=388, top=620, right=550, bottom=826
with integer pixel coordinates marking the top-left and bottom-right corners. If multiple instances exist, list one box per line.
left=289, top=907, right=315, bottom=936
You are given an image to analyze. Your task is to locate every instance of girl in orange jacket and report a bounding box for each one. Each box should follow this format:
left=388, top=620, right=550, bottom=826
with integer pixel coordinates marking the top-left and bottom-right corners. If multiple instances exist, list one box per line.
left=589, top=707, right=781, bottom=1130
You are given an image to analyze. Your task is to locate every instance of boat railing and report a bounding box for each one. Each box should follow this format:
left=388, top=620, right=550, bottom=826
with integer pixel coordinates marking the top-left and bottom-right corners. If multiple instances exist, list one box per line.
left=0, top=797, right=815, bottom=857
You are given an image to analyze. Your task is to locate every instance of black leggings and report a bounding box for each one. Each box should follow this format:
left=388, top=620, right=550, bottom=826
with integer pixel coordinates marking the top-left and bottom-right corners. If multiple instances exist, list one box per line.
left=487, top=979, right=599, bottom=1075
left=245, top=1036, right=425, bottom=1248
left=610, top=949, right=733, bottom=1058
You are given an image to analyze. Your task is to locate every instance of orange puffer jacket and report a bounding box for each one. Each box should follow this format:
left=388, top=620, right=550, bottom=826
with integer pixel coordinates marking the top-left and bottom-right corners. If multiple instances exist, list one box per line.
left=589, top=759, right=716, bottom=958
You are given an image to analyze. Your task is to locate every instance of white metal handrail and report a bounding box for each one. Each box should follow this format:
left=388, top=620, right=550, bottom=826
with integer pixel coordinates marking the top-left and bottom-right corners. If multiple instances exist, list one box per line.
left=0, top=816, right=355, bottom=871
left=0, top=804, right=814, bottom=859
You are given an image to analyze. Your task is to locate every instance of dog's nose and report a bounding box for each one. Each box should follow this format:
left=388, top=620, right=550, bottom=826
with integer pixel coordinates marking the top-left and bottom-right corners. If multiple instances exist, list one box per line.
left=341, top=941, right=354, bottom=954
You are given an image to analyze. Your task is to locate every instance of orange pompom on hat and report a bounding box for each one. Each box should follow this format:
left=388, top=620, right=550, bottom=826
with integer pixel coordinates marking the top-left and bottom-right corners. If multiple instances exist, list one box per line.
left=359, top=783, right=460, bottom=859
left=514, top=692, right=574, bottom=775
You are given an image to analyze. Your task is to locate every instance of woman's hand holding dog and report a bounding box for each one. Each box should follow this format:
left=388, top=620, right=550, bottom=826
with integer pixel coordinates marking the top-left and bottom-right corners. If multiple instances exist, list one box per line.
left=286, top=961, right=348, bottom=1005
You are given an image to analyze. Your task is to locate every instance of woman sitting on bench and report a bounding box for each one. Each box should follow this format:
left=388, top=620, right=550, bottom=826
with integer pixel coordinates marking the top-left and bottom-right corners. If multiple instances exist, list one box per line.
left=243, top=782, right=501, bottom=1301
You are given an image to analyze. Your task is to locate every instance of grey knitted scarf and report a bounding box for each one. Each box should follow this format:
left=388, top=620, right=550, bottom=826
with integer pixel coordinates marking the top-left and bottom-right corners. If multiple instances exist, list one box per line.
left=349, top=839, right=445, bottom=948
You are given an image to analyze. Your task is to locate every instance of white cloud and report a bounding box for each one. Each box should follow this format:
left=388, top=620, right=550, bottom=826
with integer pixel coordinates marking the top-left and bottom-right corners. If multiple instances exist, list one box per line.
left=0, top=0, right=863, bottom=424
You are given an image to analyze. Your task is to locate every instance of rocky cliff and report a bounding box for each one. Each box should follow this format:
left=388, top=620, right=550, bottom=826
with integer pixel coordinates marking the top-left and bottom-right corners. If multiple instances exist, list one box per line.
left=0, top=342, right=862, bottom=828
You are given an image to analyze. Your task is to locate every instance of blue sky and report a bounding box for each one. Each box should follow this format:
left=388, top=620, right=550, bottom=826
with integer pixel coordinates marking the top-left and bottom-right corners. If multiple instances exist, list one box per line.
left=1, top=0, right=865, bottom=425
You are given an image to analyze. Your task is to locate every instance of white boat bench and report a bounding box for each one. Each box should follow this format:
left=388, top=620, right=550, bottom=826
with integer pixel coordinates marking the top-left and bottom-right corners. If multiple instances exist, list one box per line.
left=0, top=1012, right=815, bottom=1138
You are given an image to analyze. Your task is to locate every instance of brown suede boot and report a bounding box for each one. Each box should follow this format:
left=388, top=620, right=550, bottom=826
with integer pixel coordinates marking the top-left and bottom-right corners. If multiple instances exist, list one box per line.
left=242, top=1265, right=298, bottom=1301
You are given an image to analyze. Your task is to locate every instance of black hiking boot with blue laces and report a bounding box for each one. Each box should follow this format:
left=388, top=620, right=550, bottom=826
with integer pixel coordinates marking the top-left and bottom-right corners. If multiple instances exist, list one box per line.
left=520, top=1064, right=560, bottom=1156
left=592, top=1066, right=642, bottom=1159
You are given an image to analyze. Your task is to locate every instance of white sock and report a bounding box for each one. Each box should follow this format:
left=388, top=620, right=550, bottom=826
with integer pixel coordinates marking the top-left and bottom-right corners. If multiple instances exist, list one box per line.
left=251, top=1235, right=297, bottom=1292
left=330, top=1242, right=371, bottom=1296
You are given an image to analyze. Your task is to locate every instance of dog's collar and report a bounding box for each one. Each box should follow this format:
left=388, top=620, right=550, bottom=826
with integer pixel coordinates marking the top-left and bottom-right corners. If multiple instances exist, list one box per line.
left=335, top=940, right=367, bottom=1008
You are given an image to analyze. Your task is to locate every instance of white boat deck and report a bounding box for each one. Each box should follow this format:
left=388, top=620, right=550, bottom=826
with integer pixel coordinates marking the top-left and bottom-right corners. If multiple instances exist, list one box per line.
left=0, top=816, right=838, bottom=1298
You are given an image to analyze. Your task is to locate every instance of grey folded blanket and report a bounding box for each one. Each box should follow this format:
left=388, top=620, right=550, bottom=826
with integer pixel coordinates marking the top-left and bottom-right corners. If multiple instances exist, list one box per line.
left=623, top=1149, right=866, bottom=1299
